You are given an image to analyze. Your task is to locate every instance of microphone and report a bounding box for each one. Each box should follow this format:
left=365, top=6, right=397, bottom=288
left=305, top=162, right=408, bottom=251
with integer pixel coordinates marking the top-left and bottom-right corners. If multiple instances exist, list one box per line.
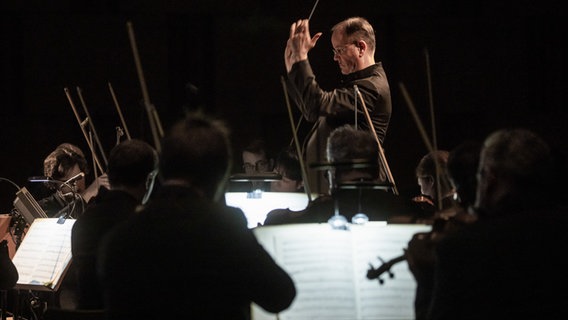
left=63, top=172, right=85, bottom=185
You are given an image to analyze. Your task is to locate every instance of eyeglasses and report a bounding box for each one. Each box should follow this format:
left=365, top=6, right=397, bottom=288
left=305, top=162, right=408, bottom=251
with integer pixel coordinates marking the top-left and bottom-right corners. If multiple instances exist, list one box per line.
left=332, top=43, right=356, bottom=56
left=243, top=160, right=271, bottom=173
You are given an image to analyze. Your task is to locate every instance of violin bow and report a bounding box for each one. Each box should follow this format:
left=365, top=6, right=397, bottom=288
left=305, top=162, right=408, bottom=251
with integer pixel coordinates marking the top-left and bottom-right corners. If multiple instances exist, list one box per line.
left=424, top=48, right=443, bottom=210
left=287, top=0, right=320, bottom=152
left=281, top=76, right=313, bottom=202
left=354, top=86, right=399, bottom=195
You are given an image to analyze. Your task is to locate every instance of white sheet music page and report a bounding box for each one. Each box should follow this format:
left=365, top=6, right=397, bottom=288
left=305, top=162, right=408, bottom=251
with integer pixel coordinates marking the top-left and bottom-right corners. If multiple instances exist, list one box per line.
left=12, top=218, right=75, bottom=291
left=251, top=222, right=430, bottom=320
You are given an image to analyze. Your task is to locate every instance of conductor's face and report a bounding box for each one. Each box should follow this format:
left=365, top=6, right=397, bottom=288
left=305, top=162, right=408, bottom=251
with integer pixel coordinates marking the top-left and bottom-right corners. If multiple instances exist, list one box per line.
left=331, top=31, right=359, bottom=75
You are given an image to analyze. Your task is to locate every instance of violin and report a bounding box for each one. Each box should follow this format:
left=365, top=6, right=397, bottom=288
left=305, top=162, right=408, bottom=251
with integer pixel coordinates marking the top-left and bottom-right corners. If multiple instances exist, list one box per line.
left=366, top=212, right=475, bottom=285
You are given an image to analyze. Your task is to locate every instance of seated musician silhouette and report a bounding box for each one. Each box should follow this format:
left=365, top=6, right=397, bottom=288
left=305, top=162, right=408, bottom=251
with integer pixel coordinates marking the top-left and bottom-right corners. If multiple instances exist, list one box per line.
left=409, top=129, right=568, bottom=320
left=405, top=141, right=481, bottom=320
left=98, top=111, right=296, bottom=319
left=71, top=139, right=158, bottom=310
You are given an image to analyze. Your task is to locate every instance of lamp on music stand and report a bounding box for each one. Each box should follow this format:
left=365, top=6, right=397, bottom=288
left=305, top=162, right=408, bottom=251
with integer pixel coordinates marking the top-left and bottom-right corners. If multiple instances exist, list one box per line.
left=310, top=159, right=393, bottom=229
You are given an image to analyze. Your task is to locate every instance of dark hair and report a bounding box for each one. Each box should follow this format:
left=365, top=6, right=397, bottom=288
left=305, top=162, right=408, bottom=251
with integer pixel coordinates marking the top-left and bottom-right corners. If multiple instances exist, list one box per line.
left=326, top=125, right=379, bottom=178
left=43, top=143, right=88, bottom=189
left=415, top=150, right=453, bottom=197
left=160, top=111, right=232, bottom=199
left=447, top=140, right=482, bottom=208
left=243, top=138, right=268, bottom=157
left=107, top=139, right=158, bottom=188
left=482, top=128, right=554, bottom=197
left=275, top=146, right=302, bottom=181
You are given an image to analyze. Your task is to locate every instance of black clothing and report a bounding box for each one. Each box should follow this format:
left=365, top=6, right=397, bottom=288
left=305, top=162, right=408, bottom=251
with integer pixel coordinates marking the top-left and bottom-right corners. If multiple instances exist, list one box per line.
left=288, top=61, right=391, bottom=140
left=98, top=185, right=296, bottom=320
left=38, top=191, right=86, bottom=218
left=264, top=189, right=427, bottom=225
left=70, top=190, right=139, bottom=309
left=287, top=61, right=392, bottom=194
left=428, top=206, right=568, bottom=320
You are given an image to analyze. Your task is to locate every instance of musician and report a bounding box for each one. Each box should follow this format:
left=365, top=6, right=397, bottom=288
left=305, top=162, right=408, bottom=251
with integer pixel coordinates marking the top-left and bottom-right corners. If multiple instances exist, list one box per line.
left=228, top=138, right=274, bottom=192
left=98, top=111, right=296, bottom=319
left=71, top=139, right=158, bottom=310
left=444, top=140, right=482, bottom=220
left=284, top=16, right=391, bottom=195
left=270, top=145, right=304, bottom=192
left=411, top=150, right=459, bottom=223
left=264, top=125, right=424, bottom=225
left=406, top=141, right=481, bottom=320
left=36, top=143, right=109, bottom=218
left=420, top=129, right=568, bottom=319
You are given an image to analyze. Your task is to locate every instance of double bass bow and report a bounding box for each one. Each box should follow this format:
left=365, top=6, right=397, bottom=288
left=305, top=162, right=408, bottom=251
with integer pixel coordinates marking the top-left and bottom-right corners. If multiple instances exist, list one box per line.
left=108, top=81, right=132, bottom=145
left=126, top=20, right=164, bottom=152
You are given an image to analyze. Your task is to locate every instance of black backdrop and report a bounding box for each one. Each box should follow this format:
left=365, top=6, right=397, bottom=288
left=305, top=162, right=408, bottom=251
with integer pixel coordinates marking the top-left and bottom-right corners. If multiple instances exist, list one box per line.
left=1, top=0, right=567, bottom=211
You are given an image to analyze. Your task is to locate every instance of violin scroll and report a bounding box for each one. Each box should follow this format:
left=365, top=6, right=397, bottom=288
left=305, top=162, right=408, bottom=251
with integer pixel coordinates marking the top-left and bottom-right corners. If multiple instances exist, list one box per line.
left=366, top=254, right=407, bottom=285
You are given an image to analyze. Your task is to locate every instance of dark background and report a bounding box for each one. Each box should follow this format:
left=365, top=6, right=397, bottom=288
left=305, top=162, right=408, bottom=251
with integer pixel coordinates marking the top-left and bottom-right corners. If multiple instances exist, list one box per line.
left=1, top=0, right=567, bottom=212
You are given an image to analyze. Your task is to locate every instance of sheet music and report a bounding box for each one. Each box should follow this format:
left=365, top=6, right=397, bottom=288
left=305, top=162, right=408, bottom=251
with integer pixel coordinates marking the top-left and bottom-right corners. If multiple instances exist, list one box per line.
left=12, top=218, right=75, bottom=291
left=252, top=222, right=430, bottom=320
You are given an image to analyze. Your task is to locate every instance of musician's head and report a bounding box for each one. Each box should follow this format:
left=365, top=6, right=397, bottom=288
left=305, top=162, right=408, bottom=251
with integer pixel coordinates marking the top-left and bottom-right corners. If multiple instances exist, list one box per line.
left=331, top=17, right=376, bottom=74
left=43, top=143, right=88, bottom=193
left=241, top=138, right=273, bottom=174
left=107, top=139, right=159, bottom=204
left=270, top=146, right=303, bottom=192
left=159, top=111, right=232, bottom=201
left=474, top=128, right=556, bottom=217
left=415, top=150, right=453, bottom=202
left=325, top=125, right=380, bottom=193
left=447, top=140, right=482, bottom=210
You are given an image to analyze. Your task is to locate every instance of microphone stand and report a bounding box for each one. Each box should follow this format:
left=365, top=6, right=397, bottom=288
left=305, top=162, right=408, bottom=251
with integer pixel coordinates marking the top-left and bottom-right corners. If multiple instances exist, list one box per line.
left=56, top=181, right=83, bottom=224
left=29, top=176, right=84, bottom=223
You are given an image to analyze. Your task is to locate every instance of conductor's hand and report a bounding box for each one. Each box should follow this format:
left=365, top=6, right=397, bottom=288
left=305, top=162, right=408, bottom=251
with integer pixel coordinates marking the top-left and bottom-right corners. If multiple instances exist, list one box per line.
left=81, top=173, right=110, bottom=203
left=284, top=19, right=322, bottom=73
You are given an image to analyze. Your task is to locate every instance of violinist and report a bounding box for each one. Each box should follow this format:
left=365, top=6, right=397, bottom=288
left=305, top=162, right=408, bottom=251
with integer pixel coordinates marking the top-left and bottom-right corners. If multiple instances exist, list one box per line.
left=405, top=150, right=460, bottom=224
left=405, top=141, right=481, bottom=320
left=270, top=145, right=304, bottom=193
left=419, top=129, right=568, bottom=319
